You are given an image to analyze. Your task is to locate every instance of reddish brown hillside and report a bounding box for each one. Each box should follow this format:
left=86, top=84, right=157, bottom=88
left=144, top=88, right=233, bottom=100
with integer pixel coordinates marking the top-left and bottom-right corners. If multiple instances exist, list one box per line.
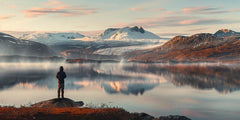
left=0, top=107, right=191, bottom=120
left=125, top=30, right=240, bottom=63
left=0, top=107, right=133, bottom=120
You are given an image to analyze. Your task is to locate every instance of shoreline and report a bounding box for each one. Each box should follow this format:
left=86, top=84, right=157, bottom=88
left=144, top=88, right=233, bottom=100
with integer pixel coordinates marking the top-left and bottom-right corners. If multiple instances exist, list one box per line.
left=0, top=98, right=191, bottom=120
left=0, top=106, right=191, bottom=120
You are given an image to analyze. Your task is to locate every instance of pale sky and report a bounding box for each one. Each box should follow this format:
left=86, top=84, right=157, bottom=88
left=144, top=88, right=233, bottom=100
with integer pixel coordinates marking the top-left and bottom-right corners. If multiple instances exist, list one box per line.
left=0, top=0, right=240, bottom=36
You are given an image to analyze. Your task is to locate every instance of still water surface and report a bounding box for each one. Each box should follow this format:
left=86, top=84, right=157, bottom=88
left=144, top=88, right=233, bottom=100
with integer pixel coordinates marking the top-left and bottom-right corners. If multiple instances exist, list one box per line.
left=0, top=62, right=239, bottom=120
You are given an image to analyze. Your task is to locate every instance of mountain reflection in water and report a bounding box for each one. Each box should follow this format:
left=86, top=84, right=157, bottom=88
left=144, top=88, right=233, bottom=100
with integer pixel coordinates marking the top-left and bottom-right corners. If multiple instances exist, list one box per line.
left=124, top=64, right=240, bottom=94
left=0, top=63, right=239, bottom=95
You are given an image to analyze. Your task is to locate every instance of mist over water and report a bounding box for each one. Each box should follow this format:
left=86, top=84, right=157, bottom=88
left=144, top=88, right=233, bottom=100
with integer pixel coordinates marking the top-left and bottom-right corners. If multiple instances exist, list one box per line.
left=0, top=62, right=239, bottom=120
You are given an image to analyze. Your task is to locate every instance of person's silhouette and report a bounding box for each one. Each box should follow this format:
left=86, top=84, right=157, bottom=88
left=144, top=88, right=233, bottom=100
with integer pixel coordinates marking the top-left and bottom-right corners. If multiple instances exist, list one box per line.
left=56, top=66, right=66, bottom=98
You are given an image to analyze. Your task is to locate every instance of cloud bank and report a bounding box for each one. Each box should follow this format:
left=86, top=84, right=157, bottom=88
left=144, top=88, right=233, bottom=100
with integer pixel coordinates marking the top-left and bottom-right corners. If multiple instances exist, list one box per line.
left=22, top=0, right=99, bottom=17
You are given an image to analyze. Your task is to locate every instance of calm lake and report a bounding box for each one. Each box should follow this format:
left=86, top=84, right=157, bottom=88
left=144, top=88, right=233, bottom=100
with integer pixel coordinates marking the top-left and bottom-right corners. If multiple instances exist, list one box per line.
left=0, top=62, right=239, bottom=120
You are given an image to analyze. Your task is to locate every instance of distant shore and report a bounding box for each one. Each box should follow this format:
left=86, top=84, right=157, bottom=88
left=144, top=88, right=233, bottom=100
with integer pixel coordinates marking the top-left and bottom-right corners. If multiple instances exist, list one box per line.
left=0, top=55, right=239, bottom=65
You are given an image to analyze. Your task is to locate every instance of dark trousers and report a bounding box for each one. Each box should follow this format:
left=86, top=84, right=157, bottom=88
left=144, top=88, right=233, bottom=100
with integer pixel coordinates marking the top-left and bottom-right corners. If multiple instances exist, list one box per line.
left=58, top=82, right=64, bottom=98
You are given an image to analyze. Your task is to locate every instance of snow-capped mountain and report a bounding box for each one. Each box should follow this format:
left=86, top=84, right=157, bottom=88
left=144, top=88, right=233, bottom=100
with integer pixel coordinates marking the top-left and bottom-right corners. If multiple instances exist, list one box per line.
left=18, top=32, right=85, bottom=45
left=3, top=27, right=164, bottom=59
left=214, top=29, right=240, bottom=38
left=0, top=32, right=56, bottom=57
left=3, top=31, right=34, bottom=38
left=5, top=26, right=162, bottom=44
left=99, top=26, right=161, bottom=41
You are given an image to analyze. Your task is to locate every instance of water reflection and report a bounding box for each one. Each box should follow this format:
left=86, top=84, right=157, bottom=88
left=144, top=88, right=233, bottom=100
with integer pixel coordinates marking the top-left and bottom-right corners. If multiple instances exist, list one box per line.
left=0, top=69, right=52, bottom=90
left=0, top=63, right=240, bottom=95
left=124, top=64, right=240, bottom=94
left=0, top=63, right=239, bottom=120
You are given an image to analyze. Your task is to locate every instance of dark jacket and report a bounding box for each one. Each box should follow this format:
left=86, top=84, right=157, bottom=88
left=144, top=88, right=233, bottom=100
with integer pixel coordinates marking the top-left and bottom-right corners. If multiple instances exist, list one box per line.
left=56, top=70, right=66, bottom=83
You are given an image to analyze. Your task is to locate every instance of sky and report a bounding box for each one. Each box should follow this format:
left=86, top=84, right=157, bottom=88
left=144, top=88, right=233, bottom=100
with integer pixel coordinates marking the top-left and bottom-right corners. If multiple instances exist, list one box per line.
left=0, top=0, right=240, bottom=37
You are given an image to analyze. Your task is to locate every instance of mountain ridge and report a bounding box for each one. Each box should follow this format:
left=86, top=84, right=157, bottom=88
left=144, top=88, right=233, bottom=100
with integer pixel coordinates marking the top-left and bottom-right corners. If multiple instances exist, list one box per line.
left=99, top=26, right=160, bottom=40
left=19, top=32, right=85, bottom=45
left=124, top=29, right=240, bottom=63
left=0, top=32, right=56, bottom=57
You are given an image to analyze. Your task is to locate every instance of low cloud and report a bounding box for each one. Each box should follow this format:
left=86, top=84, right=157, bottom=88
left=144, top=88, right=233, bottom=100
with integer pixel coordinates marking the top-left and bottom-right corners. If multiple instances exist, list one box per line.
left=182, top=5, right=240, bottom=14
left=0, top=15, right=15, bottom=20
left=22, top=0, right=98, bottom=17
left=186, top=28, right=207, bottom=32
left=179, top=19, right=221, bottom=25
left=150, top=8, right=165, bottom=12
left=8, top=5, right=16, bottom=9
left=179, top=20, right=199, bottom=25
left=44, top=0, right=62, bottom=6
left=112, top=14, right=226, bottom=28
left=130, top=7, right=146, bottom=11
left=229, top=8, right=240, bottom=12
left=23, top=6, right=98, bottom=17
left=113, top=5, right=238, bottom=28
left=182, top=6, right=229, bottom=14
left=182, top=6, right=216, bottom=13
left=23, top=6, right=67, bottom=17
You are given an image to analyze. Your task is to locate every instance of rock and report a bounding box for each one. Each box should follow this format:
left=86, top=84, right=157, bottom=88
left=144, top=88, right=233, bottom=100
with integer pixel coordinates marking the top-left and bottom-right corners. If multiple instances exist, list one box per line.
left=132, top=112, right=154, bottom=120
left=214, top=29, right=240, bottom=38
left=139, top=27, right=145, bottom=33
left=153, top=115, right=192, bottom=120
left=31, top=98, right=84, bottom=108
left=131, top=113, right=191, bottom=120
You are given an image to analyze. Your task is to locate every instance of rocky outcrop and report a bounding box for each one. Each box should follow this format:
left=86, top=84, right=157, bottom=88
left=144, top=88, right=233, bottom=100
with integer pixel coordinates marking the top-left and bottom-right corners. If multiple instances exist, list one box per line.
left=153, top=115, right=191, bottom=120
left=132, top=113, right=154, bottom=120
left=0, top=98, right=192, bottom=120
left=131, top=113, right=191, bottom=120
left=214, top=29, right=240, bottom=38
left=130, top=26, right=145, bottom=33
left=31, top=98, right=84, bottom=108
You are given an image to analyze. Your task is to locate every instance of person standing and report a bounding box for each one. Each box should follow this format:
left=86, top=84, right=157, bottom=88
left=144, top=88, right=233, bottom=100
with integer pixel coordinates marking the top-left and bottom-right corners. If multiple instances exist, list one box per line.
left=56, top=66, right=66, bottom=98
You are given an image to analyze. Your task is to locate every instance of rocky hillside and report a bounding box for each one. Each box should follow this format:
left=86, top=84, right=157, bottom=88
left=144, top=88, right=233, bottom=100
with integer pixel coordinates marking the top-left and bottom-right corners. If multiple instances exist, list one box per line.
left=125, top=29, right=240, bottom=63
left=0, top=32, right=56, bottom=57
